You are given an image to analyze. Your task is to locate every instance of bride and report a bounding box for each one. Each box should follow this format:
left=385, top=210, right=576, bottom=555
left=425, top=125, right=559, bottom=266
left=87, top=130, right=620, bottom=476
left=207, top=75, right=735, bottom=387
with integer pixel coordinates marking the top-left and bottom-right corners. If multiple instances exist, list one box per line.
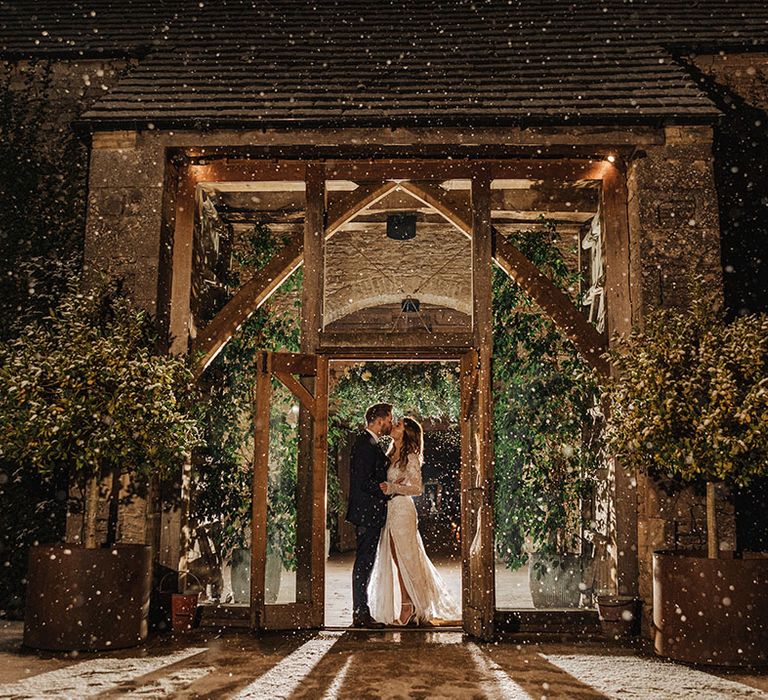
left=367, top=416, right=461, bottom=626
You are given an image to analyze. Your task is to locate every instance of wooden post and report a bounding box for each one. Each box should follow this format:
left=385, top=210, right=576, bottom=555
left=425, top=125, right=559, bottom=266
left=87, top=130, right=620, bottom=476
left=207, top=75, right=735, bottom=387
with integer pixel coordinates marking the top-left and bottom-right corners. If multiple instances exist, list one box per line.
left=706, top=482, right=718, bottom=559
left=602, top=161, right=640, bottom=598
left=297, top=163, right=326, bottom=623
left=310, top=357, right=329, bottom=626
left=461, top=172, right=496, bottom=640
left=250, top=353, right=272, bottom=629
left=168, top=164, right=198, bottom=355
left=301, top=162, right=326, bottom=353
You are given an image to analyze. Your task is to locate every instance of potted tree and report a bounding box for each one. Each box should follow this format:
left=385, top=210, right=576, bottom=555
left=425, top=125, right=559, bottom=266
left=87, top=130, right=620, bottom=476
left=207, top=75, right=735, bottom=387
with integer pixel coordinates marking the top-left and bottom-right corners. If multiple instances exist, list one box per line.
left=607, top=294, right=768, bottom=664
left=0, top=283, right=201, bottom=651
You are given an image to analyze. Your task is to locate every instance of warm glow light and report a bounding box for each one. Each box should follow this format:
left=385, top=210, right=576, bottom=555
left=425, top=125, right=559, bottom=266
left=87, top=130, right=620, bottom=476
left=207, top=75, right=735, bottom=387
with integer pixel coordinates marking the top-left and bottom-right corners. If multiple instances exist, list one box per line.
left=606, top=155, right=616, bottom=163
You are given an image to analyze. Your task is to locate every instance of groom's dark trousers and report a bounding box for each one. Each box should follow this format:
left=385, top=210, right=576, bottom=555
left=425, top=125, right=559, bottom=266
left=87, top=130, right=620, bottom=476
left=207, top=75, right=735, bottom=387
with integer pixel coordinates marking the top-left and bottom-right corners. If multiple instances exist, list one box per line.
left=345, top=430, right=389, bottom=621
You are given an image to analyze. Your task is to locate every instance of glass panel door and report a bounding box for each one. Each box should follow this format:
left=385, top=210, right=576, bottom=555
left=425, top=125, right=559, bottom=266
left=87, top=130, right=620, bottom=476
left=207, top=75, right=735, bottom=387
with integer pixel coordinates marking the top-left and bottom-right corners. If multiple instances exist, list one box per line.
left=251, top=351, right=328, bottom=630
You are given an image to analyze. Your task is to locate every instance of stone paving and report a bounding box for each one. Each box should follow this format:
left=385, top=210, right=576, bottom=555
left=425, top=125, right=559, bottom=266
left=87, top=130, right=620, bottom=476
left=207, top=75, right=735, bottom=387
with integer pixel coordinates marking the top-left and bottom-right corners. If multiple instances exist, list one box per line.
left=2, top=621, right=768, bottom=699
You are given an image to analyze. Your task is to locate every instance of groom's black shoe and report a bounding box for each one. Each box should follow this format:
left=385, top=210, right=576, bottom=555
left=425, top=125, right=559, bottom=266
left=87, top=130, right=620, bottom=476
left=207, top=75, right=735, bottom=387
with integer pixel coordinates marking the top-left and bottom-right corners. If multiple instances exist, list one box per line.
left=351, top=613, right=384, bottom=629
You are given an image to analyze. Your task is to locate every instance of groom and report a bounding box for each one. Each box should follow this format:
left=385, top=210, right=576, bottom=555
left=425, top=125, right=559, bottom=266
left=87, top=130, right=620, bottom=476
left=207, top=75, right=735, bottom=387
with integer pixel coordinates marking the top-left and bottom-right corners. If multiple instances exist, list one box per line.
left=345, top=402, right=393, bottom=628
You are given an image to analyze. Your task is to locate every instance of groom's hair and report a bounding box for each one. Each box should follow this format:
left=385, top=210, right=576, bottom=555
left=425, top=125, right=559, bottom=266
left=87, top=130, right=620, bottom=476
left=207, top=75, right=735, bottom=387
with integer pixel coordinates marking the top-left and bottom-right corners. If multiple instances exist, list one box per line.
left=365, top=403, right=393, bottom=425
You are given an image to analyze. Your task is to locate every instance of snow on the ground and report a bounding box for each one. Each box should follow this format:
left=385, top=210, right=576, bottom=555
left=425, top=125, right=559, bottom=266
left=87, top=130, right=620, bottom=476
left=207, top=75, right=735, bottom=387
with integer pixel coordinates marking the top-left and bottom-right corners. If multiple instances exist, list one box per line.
left=544, top=653, right=768, bottom=700
left=0, top=647, right=207, bottom=699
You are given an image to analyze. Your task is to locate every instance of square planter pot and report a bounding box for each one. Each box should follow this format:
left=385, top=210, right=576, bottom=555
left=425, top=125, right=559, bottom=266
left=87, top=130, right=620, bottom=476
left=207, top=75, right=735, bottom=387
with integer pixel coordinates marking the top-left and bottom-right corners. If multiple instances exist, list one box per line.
left=597, top=595, right=640, bottom=638
left=653, top=550, right=768, bottom=666
left=24, top=543, right=152, bottom=651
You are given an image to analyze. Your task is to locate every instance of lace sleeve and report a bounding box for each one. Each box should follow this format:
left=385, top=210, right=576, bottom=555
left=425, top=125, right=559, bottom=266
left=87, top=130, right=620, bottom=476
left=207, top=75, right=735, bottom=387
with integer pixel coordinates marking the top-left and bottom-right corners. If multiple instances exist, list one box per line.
left=387, top=454, right=423, bottom=496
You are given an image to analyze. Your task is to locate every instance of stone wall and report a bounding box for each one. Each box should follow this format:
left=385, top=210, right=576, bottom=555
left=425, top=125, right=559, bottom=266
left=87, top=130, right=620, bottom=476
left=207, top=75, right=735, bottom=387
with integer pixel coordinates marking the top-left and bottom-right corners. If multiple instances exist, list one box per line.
left=625, top=126, right=739, bottom=634
left=0, top=58, right=134, bottom=330
left=626, top=127, right=723, bottom=314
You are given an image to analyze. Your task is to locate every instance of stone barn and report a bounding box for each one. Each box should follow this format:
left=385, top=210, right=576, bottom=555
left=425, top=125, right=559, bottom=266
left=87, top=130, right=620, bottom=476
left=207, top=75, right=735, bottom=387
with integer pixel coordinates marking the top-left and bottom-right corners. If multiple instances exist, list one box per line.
left=2, top=0, right=768, bottom=638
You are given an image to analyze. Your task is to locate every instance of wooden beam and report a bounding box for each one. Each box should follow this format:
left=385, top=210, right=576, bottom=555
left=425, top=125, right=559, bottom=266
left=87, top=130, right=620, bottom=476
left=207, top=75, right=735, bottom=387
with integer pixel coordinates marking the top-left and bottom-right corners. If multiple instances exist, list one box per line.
left=464, top=173, right=496, bottom=641
left=270, top=351, right=319, bottom=375
left=494, top=235, right=609, bottom=376
left=398, top=181, right=472, bottom=235
left=402, top=180, right=609, bottom=376
left=602, top=163, right=634, bottom=338
left=273, top=370, right=316, bottom=419
left=250, top=352, right=272, bottom=629
left=193, top=163, right=610, bottom=378
left=191, top=160, right=306, bottom=185
left=310, top=356, right=329, bottom=627
left=601, top=161, right=640, bottom=599
left=192, top=232, right=303, bottom=375
left=301, top=163, right=325, bottom=353
left=319, top=330, right=474, bottom=350
left=168, top=165, right=197, bottom=354
left=323, top=158, right=610, bottom=183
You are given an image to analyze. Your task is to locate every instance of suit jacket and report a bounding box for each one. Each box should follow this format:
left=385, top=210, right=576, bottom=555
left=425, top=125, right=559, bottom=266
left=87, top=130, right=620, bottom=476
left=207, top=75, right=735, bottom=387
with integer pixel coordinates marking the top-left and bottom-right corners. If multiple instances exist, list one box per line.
left=345, top=430, right=390, bottom=528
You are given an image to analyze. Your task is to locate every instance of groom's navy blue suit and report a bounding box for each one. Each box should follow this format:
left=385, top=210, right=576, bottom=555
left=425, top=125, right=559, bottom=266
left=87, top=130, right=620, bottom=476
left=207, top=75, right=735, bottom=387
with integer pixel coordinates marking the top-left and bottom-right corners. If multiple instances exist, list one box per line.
left=345, top=430, right=389, bottom=622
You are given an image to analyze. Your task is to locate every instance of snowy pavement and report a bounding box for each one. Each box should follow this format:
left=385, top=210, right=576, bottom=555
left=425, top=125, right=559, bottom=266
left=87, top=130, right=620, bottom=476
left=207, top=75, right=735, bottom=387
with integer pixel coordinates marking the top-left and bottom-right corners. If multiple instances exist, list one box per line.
left=1, top=621, right=767, bottom=699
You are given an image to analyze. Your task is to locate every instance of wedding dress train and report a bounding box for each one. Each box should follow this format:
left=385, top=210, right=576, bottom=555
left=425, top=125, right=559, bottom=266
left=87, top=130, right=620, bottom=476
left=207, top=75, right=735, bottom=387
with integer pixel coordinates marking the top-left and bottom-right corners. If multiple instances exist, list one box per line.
left=368, top=453, right=461, bottom=625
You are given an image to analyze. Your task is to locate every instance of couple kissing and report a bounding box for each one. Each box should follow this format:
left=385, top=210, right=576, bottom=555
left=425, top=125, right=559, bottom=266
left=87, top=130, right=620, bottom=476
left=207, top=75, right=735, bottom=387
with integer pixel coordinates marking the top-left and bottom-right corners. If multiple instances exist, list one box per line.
left=346, top=403, right=460, bottom=628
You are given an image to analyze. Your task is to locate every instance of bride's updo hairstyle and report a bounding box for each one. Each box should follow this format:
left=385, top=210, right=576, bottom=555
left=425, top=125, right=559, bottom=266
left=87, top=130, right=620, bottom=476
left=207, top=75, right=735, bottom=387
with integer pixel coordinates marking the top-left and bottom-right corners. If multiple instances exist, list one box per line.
left=397, top=417, right=424, bottom=469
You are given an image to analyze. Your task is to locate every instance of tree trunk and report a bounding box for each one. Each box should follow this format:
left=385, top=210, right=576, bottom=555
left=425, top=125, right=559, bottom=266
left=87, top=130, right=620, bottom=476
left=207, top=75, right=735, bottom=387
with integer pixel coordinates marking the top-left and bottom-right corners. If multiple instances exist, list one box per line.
left=106, top=465, right=122, bottom=546
left=83, top=474, right=101, bottom=549
left=706, top=481, right=718, bottom=559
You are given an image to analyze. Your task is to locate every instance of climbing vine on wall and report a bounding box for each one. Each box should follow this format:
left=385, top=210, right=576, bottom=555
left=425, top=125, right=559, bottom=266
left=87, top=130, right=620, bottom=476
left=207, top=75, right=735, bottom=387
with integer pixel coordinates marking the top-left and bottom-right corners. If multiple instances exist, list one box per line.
left=493, top=221, right=604, bottom=571
left=329, top=362, right=460, bottom=439
left=193, top=223, right=302, bottom=564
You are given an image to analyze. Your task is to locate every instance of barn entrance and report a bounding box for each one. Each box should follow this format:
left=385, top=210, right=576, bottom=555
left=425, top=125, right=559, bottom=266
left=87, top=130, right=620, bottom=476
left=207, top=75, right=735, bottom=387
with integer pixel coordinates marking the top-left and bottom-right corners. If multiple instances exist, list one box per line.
left=181, top=156, right=635, bottom=639
left=325, top=358, right=464, bottom=628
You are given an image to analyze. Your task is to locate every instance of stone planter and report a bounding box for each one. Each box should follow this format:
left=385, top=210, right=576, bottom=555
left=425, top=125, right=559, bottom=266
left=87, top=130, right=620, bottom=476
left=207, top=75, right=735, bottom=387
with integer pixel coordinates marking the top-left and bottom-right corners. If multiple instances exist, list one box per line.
left=231, top=548, right=282, bottom=604
left=24, top=543, right=151, bottom=651
left=528, top=553, right=586, bottom=609
left=230, top=548, right=251, bottom=604
left=653, top=550, right=768, bottom=666
left=597, top=595, right=640, bottom=638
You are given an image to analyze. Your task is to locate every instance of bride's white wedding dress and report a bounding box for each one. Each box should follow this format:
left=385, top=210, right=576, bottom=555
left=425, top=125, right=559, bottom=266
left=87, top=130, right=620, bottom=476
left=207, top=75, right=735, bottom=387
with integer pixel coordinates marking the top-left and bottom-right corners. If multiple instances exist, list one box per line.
left=368, top=452, right=461, bottom=625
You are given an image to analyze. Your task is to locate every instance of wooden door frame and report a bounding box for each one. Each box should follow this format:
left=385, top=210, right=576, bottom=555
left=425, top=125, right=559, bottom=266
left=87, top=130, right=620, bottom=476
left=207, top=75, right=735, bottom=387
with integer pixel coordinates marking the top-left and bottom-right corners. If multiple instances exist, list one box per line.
left=324, top=347, right=494, bottom=637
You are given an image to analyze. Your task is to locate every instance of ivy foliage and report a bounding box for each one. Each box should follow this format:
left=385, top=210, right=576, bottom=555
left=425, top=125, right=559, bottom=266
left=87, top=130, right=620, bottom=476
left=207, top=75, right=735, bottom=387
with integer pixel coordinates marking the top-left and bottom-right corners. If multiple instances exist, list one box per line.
left=0, top=63, right=88, bottom=338
left=0, top=281, right=202, bottom=538
left=607, top=290, right=768, bottom=488
left=329, top=362, right=460, bottom=439
left=193, top=223, right=303, bottom=565
left=493, top=221, right=603, bottom=570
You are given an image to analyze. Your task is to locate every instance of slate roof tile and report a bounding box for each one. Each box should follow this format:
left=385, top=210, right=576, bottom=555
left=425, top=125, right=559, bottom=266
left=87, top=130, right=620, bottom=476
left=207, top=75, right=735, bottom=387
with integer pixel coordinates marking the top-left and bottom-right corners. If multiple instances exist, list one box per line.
left=3, top=0, right=768, bottom=126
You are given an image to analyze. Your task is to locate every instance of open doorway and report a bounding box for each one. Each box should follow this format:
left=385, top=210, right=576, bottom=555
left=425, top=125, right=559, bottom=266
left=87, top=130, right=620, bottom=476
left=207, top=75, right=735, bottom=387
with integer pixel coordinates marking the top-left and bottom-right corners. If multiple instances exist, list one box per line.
left=324, top=360, right=463, bottom=627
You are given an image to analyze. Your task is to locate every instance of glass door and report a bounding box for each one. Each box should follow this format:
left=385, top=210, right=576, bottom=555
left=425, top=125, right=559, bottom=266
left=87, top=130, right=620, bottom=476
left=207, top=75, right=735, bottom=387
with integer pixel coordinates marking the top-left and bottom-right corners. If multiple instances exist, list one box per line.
left=251, top=351, right=328, bottom=630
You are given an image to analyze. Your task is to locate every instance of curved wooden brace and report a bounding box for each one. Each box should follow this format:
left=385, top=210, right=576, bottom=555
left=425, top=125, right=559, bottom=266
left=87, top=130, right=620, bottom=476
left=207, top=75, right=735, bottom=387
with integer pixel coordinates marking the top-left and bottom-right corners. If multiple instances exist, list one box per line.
left=494, top=236, right=609, bottom=376
left=192, top=231, right=303, bottom=376
left=193, top=178, right=608, bottom=378
left=325, top=180, right=400, bottom=239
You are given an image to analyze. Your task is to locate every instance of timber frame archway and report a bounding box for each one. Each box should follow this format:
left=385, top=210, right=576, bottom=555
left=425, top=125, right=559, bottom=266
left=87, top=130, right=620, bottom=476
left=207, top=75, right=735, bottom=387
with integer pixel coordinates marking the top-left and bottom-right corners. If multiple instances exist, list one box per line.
left=169, top=156, right=637, bottom=639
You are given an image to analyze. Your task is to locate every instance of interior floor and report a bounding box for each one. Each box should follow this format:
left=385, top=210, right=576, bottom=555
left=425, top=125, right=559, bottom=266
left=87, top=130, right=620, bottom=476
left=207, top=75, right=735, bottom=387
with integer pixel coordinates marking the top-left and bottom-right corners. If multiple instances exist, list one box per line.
left=324, top=552, right=534, bottom=626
